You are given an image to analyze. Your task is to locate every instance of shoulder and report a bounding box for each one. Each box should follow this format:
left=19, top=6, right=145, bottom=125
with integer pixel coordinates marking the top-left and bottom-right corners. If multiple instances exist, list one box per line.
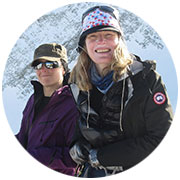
left=23, top=94, right=34, bottom=114
left=129, top=55, right=165, bottom=93
left=129, top=54, right=159, bottom=81
left=56, top=85, right=72, bottom=96
left=55, top=85, right=78, bottom=109
left=130, top=54, right=156, bottom=76
left=26, top=94, right=34, bottom=105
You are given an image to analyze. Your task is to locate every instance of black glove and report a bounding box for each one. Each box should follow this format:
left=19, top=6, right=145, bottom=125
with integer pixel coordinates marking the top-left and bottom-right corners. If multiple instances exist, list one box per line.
left=88, top=149, right=123, bottom=172
left=79, top=119, right=123, bottom=147
left=70, top=142, right=90, bottom=165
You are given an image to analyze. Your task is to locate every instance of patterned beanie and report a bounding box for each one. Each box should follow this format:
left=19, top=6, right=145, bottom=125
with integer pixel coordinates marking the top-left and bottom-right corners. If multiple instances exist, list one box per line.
left=77, top=6, right=123, bottom=52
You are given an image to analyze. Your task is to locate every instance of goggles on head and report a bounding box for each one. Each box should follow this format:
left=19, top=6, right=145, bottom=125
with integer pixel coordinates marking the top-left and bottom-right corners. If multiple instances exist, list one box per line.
left=82, top=5, right=119, bottom=22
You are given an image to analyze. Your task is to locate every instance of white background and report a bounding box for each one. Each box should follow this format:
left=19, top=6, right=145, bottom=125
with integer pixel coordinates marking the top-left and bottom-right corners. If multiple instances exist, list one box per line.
left=0, top=0, right=179, bottom=180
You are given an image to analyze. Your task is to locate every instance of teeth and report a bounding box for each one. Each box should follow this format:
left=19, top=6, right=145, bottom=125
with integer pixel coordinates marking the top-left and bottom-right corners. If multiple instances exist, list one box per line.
left=96, top=49, right=109, bottom=53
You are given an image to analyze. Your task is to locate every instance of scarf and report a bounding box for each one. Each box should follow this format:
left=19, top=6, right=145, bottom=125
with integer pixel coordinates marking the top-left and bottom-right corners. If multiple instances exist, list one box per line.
left=90, top=63, right=114, bottom=94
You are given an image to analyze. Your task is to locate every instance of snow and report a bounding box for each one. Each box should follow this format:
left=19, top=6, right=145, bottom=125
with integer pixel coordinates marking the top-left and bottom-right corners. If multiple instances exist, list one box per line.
left=1, top=1, right=180, bottom=180
left=1, top=2, right=178, bottom=134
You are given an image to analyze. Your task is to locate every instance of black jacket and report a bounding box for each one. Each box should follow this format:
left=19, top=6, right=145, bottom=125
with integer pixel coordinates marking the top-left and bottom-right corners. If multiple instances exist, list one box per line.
left=71, top=56, right=173, bottom=170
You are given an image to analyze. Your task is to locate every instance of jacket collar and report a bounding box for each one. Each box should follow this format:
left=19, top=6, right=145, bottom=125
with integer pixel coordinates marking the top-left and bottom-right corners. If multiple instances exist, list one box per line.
left=131, top=54, right=156, bottom=77
left=31, top=80, right=44, bottom=96
left=30, top=81, right=44, bottom=107
left=31, top=80, right=71, bottom=104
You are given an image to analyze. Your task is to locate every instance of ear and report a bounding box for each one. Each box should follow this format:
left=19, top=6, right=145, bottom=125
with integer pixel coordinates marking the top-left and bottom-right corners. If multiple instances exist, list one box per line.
left=62, top=68, right=65, bottom=75
left=118, top=33, right=121, bottom=41
left=60, top=64, right=65, bottom=75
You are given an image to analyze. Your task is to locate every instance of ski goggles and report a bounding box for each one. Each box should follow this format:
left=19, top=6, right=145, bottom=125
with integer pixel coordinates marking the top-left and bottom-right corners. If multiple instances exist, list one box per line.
left=82, top=5, right=119, bottom=22
left=33, top=61, right=60, bottom=70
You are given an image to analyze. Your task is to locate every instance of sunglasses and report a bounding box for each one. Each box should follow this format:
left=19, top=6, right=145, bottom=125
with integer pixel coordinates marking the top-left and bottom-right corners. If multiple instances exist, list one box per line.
left=82, top=6, right=119, bottom=22
left=33, top=61, right=60, bottom=70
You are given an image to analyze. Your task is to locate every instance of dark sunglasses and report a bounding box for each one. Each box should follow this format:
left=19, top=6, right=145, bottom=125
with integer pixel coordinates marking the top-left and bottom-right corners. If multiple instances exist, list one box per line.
left=33, top=61, right=60, bottom=70
left=82, top=6, right=119, bottom=22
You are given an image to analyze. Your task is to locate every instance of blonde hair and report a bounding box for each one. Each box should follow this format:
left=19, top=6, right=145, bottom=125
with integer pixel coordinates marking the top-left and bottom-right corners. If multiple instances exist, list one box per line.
left=69, top=37, right=133, bottom=91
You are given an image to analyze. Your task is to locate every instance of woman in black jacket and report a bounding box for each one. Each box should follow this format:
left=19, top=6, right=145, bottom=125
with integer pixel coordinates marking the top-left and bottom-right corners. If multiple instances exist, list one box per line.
left=69, top=5, right=173, bottom=177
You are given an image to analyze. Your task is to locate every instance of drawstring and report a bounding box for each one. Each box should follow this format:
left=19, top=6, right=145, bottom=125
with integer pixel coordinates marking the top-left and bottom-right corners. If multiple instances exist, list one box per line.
left=119, top=78, right=126, bottom=131
left=87, top=90, right=90, bottom=128
left=99, top=166, right=123, bottom=176
left=78, top=46, right=125, bottom=130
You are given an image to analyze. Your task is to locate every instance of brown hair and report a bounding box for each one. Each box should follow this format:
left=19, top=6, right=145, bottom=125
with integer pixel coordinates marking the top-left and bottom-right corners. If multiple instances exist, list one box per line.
left=69, top=37, right=133, bottom=91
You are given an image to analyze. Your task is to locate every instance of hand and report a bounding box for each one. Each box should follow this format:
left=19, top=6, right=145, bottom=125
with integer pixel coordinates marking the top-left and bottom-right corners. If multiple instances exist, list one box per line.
left=69, top=143, right=90, bottom=165
left=88, top=149, right=101, bottom=168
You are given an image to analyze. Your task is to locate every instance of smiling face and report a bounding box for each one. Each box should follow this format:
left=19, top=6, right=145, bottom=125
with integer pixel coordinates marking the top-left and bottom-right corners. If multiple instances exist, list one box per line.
left=35, top=59, right=65, bottom=89
left=85, top=31, right=119, bottom=74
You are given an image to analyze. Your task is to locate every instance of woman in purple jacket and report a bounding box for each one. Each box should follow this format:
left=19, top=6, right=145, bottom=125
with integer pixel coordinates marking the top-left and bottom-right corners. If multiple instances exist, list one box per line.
left=16, top=43, right=79, bottom=176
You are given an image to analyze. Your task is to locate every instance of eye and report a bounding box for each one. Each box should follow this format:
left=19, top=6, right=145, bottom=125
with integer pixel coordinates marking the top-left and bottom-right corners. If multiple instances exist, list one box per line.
left=35, top=63, right=42, bottom=70
left=105, top=33, right=114, bottom=39
left=87, top=34, right=98, bottom=41
left=45, top=62, right=54, bottom=69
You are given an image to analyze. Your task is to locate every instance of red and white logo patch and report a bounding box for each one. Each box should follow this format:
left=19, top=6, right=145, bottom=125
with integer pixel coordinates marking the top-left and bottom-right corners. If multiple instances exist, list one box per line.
left=153, top=92, right=166, bottom=105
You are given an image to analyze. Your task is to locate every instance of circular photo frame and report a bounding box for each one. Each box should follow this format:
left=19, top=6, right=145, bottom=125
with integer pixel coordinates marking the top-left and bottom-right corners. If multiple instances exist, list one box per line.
left=2, top=1, right=178, bottom=178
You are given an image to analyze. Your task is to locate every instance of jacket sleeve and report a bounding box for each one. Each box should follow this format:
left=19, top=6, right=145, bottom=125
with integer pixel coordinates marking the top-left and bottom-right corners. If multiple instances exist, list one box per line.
left=30, top=101, right=79, bottom=173
left=15, top=95, right=34, bottom=148
left=28, top=146, right=76, bottom=171
left=97, top=70, right=173, bottom=169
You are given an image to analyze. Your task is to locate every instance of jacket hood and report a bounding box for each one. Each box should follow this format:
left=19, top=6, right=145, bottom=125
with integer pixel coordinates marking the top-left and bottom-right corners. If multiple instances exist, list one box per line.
left=128, top=55, right=156, bottom=78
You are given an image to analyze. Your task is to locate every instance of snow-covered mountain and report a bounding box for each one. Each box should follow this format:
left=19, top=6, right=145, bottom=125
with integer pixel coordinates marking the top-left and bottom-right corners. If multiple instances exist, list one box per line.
left=2, top=2, right=177, bottom=134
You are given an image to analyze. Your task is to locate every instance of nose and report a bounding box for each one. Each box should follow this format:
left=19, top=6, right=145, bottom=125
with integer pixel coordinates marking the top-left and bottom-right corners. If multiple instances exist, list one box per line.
left=96, top=35, right=106, bottom=43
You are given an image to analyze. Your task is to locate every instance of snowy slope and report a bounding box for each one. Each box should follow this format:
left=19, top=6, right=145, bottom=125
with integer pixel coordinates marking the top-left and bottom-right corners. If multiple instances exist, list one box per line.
left=2, top=2, right=177, bottom=134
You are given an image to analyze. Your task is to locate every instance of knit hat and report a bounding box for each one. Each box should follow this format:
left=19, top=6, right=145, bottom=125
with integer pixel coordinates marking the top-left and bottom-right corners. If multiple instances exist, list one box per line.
left=31, top=43, right=68, bottom=67
left=77, top=5, right=123, bottom=52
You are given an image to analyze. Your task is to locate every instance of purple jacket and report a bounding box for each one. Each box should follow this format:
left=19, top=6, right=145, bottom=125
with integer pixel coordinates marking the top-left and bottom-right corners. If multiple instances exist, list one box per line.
left=16, top=81, right=79, bottom=175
